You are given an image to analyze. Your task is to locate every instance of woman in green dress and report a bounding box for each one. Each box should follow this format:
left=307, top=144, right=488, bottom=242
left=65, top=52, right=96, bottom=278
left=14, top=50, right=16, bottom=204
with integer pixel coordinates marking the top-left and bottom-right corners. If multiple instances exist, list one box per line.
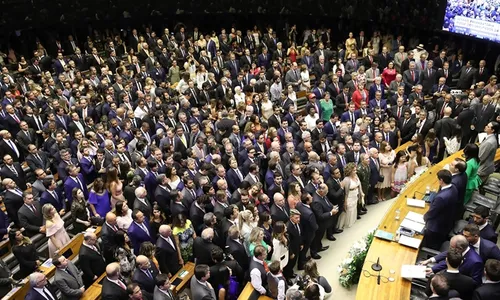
left=320, top=92, right=334, bottom=122
left=464, top=144, right=482, bottom=204
left=172, top=213, right=196, bottom=263
left=247, top=227, right=271, bottom=261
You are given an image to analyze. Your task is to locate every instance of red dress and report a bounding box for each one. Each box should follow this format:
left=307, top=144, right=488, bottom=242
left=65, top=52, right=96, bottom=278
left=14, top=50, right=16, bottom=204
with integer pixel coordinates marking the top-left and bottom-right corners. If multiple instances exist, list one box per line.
left=288, top=49, right=297, bottom=63
left=351, top=89, right=369, bottom=109
left=381, top=68, right=397, bottom=87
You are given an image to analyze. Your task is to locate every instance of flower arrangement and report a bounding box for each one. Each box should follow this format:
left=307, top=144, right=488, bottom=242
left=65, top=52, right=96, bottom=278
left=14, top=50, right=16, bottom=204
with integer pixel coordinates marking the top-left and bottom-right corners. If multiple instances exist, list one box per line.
left=338, top=230, right=375, bottom=288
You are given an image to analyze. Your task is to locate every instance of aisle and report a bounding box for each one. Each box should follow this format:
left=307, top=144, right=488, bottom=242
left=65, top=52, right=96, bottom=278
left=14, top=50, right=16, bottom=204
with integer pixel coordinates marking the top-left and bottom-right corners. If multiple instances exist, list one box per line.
left=315, top=198, right=396, bottom=299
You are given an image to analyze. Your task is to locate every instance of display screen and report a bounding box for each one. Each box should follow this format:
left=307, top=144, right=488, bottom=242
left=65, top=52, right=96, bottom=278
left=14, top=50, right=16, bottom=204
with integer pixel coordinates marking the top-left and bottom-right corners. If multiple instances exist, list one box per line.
left=442, top=0, right=500, bottom=43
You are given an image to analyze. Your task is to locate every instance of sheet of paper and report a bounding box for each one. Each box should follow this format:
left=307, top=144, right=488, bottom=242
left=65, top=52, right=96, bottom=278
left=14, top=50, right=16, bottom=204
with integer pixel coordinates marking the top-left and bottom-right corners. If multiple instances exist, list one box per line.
left=478, top=132, right=487, bottom=143
left=398, top=235, right=422, bottom=249
left=400, top=218, right=425, bottom=233
left=41, top=258, right=53, bottom=268
left=407, top=198, right=426, bottom=208
left=401, top=265, right=426, bottom=279
left=405, top=211, right=425, bottom=224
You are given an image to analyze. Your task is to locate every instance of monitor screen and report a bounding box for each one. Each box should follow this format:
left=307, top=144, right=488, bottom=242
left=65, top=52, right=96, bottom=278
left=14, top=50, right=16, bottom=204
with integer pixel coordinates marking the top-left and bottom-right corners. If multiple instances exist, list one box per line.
left=442, top=0, right=500, bottom=43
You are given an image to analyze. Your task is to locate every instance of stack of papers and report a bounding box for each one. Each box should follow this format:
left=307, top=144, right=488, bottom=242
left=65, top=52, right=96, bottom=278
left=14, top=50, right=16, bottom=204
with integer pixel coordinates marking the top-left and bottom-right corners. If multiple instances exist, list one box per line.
left=405, top=212, right=425, bottom=224
left=407, top=198, right=426, bottom=208
left=401, top=265, right=426, bottom=279
left=398, top=235, right=422, bottom=249
left=400, top=219, right=425, bottom=233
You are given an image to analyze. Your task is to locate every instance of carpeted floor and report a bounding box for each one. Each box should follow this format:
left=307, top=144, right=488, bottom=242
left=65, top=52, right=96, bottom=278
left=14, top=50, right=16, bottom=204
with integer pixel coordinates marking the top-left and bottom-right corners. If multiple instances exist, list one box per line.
left=311, top=198, right=396, bottom=299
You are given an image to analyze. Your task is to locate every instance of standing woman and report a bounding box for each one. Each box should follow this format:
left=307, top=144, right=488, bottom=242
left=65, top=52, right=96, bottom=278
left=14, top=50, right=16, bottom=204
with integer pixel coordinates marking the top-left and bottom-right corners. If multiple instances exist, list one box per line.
left=376, top=141, right=396, bottom=201
left=338, top=163, right=364, bottom=229
left=260, top=92, right=274, bottom=121
left=270, top=221, right=289, bottom=271
left=257, top=212, right=273, bottom=247
left=300, top=64, right=311, bottom=91
left=116, top=201, right=133, bottom=231
left=43, top=203, right=71, bottom=258
left=345, top=32, right=357, bottom=59
left=381, top=61, right=397, bottom=87
left=106, top=167, right=125, bottom=209
left=149, top=204, right=166, bottom=239
left=463, top=144, right=482, bottom=204
left=10, top=229, right=40, bottom=278
left=287, top=182, right=302, bottom=209
left=114, top=230, right=136, bottom=279
left=391, top=151, right=409, bottom=197
left=89, top=178, right=111, bottom=218
left=171, top=214, right=196, bottom=263
left=71, top=188, right=92, bottom=233
left=320, top=92, right=334, bottom=122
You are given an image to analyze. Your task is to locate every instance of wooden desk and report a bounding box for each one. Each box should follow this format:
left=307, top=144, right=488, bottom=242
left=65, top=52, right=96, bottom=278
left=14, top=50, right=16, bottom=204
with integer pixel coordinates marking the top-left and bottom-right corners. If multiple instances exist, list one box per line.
left=355, top=149, right=500, bottom=300
left=238, top=282, right=273, bottom=300
left=81, top=273, right=106, bottom=300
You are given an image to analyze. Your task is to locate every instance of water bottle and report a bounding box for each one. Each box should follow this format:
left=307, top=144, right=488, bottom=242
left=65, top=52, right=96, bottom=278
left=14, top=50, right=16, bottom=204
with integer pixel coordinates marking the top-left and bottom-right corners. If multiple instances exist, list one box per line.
left=425, top=186, right=430, bottom=195
left=395, top=208, right=400, bottom=220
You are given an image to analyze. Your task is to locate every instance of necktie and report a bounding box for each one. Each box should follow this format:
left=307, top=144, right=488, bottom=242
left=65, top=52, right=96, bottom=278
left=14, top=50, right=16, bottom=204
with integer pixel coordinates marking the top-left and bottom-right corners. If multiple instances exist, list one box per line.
left=397, top=107, right=401, bottom=118
left=444, top=69, right=448, bottom=77
left=8, top=140, right=19, bottom=157
left=9, top=166, right=18, bottom=177
left=350, top=112, right=354, bottom=124
left=43, top=288, right=55, bottom=300
left=12, top=114, right=20, bottom=123
left=341, top=156, right=346, bottom=167
left=385, top=133, right=389, bottom=142
left=355, top=152, right=359, bottom=164
left=236, top=169, right=243, bottom=181
left=324, top=196, right=332, bottom=208
left=140, top=223, right=150, bottom=236
left=35, top=117, right=42, bottom=130
left=31, top=205, right=37, bottom=214
left=117, top=280, right=126, bottom=290
left=440, top=103, right=447, bottom=116
left=51, top=190, right=58, bottom=200
left=295, top=223, right=301, bottom=235
left=411, top=71, right=415, bottom=81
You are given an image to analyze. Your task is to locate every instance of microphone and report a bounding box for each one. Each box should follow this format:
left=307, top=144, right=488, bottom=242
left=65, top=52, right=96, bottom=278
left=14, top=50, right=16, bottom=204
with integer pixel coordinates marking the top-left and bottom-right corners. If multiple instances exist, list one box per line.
left=371, top=257, right=382, bottom=272
left=413, top=190, right=427, bottom=199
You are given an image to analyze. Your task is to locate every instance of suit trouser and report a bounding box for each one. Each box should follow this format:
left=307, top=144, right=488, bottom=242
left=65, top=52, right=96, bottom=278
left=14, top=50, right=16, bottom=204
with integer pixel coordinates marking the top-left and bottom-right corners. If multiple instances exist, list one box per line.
left=284, top=250, right=299, bottom=278
left=436, top=146, right=446, bottom=163
left=329, top=213, right=340, bottom=235
left=367, top=185, right=376, bottom=204
left=299, top=235, right=315, bottom=268
left=312, top=225, right=326, bottom=253
left=422, top=229, right=448, bottom=250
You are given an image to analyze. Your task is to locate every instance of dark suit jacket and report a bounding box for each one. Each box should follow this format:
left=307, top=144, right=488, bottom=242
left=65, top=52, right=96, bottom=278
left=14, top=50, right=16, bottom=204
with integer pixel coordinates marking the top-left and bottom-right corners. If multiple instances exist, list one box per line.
left=325, top=177, right=345, bottom=209
left=18, top=202, right=43, bottom=236
left=480, top=224, right=498, bottom=244
left=24, top=284, right=58, bottom=300
left=156, top=236, right=181, bottom=275
left=295, top=203, right=319, bottom=242
left=287, top=220, right=303, bottom=257
left=128, top=220, right=155, bottom=255
left=79, top=244, right=106, bottom=287
left=4, top=190, right=24, bottom=225
left=424, top=185, right=458, bottom=235
left=101, top=277, right=128, bottom=300
left=425, top=270, right=477, bottom=300
left=270, top=203, right=290, bottom=224
left=40, top=189, right=65, bottom=212
left=132, top=260, right=160, bottom=293
left=451, top=173, right=467, bottom=215
left=478, top=238, right=500, bottom=262
left=26, top=151, right=50, bottom=172
left=434, top=117, right=457, bottom=144
left=0, top=163, right=27, bottom=190
left=398, top=117, right=417, bottom=144
left=471, top=282, right=500, bottom=300
left=311, top=193, right=334, bottom=228
left=193, top=237, right=220, bottom=266
left=456, top=66, right=475, bottom=89
left=432, top=246, right=484, bottom=284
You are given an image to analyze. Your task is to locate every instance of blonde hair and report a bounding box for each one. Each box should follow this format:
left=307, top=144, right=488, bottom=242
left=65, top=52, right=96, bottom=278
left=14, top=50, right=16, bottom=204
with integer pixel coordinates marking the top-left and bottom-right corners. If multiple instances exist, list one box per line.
left=238, top=210, right=253, bottom=230
left=248, top=227, right=264, bottom=244
left=42, top=203, right=55, bottom=220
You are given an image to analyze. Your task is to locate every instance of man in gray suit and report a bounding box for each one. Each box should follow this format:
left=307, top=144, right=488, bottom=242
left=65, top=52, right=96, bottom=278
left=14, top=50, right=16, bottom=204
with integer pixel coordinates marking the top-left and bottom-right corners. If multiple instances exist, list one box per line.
left=31, top=169, right=54, bottom=200
left=153, top=273, right=176, bottom=300
left=190, top=264, right=216, bottom=300
left=478, top=121, right=500, bottom=182
left=53, top=254, right=85, bottom=300
left=284, top=62, right=301, bottom=91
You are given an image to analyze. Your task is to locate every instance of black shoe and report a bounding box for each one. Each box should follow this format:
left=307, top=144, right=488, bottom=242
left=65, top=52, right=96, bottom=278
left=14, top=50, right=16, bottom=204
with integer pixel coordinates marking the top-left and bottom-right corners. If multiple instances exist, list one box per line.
left=311, top=253, right=322, bottom=259
left=361, top=207, right=368, bottom=212
left=357, top=215, right=361, bottom=219
left=358, top=210, right=367, bottom=215
left=327, top=235, right=336, bottom=241
left=333, top=229, right=344, bottom=234
left=319, top=246, right=329, bottom=252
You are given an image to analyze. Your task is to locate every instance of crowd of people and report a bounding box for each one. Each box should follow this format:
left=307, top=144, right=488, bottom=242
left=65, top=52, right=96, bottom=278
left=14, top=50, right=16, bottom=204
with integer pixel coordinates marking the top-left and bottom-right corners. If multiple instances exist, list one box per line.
left=0, top=21, right=499, bottom=300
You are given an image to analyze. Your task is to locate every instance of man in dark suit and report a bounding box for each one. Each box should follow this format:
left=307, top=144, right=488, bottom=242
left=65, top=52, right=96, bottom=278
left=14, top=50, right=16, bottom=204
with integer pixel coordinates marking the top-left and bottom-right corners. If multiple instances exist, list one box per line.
left=101, top=213, right=119, bottom=264
left=79, top=232, right=106, bottom=288
left=471, top=95, right=496, bottom=144
left=456, top=61, right=476, bottom=90
left=325, top=166, right=345, bottom=235
left=423, top=170, right=459, bottom=250
left=399, top=109, right=416, bottom=144
left=420, top=61, right=437, bottom=95
left=155, top=225, right=182, bottom=277
left=2, top=178, right=24, bottom=225
left=367, top=148, right=382, bottom=205
left=296, top=195, right=320, bottom=265
left=423, top=234, right=484, bottom=285
left=471, top=206, right=498, bottom=244
left=0, top=258, right=13, bottom=298
left=415, top=110, right=434, bottom=138
left=270, top=193, right=290, bottom=224
left=133, top=255, right=160, bottom=295
left=285, top=209, right=303, bottom=279
left=40, top=178, right=65, bottom=214
left=25, top=145, right=50, bottom=173
left=18, top=192, right=44, bottom=237
left=424, top=249, right=477, bottom=300
left=25, top=272, right=58, bottom=300
left=0, top=154, right=27, bottom=190
left=193, top=228, right=222, bottom=266
left=402, top=62, right=420, bottom=95
left=450, top=159, right=468, bottom=221
left=435, top=106, right=457, bottom=162
left=101, top=262, right=128, bottom=300
left=463, top=224, right=500, bottom=263
left=63, top=165, right=88, bottom=206
left=471, top=259, right=500, bottom=300
left=225, top=225, right=249, bottom=272
left=128, top=209, right=155, bottom=255
left=474, top=60, right=490, bottom=85
left=311, top=184, right=339, bottom=255
left=15, top=121, right=38, bottom=157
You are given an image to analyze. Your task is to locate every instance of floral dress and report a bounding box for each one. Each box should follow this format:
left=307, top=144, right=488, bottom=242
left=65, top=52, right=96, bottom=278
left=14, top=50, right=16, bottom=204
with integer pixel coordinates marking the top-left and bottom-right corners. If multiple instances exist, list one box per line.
left=392, top=162, right=408, bottom=193
left=173, top=219, right=195, bottom=262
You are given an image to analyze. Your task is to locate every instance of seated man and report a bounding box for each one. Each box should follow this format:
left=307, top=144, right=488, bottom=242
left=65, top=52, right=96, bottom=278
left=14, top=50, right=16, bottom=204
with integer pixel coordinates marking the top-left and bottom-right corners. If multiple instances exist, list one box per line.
left=420, top=234, right=484, bottom=285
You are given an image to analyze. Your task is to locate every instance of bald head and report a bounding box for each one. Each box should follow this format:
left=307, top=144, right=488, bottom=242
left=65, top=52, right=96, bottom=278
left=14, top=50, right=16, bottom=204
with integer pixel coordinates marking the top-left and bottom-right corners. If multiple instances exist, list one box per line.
left=443, top=107, right=452, bottom=117
left=136, top=255, right=149, bottom=266
left=106, top=212, right=117, bottom=225
left=106, top=262, right=121, bottom=278
left=450, top=234, right=469, bottom=252
left=159, top=225, right=172, bottom=237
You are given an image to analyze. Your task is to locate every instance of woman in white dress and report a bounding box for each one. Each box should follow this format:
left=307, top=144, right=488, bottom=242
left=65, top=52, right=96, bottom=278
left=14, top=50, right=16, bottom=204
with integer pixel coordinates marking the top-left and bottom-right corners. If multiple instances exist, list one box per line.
left=234, top=86, right=245, bottom=107
left=166, top=166, right=182, bottom=190
left=271, top=221, right=289, bottom=270
left=300, top=64, right=311, bottom=91
left=338, top=163, right=364, bottom=229
left=116, top=201, right=133, bottom=231
left=195, top=65, right=208, bottom=88
left=332, top=58, right=346, bottom=77
left=260, top=93, right=274, bottom=121
left=43, top=204, right=71, bottom=258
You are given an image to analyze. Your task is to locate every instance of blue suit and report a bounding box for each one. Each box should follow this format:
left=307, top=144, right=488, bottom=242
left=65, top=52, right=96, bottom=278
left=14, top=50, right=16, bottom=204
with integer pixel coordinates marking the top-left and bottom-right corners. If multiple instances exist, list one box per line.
left=480, top=223, right=498, bottom=244
left=432, top=247, right=484, bottom=284
left=257, top=53, right=271, bottom=69
left=79, top=156, right=96, bottom=183
left=369, top=85, right=386, bottom=100
left=226, top=168, right=242, bottom=193
left=366, top=158, right=381, bottom=204
left=340, top=111, right=359, bottom=124
left=40, top=189, right=65, bottom=212
left=64, top=174, right=89, bottom=205
left=128, top=220, right=155, bottom=255
left=451, top=173, right=467, bottom=208
left=424, top=185, right=458, bottom=235
left=478, top=238, right=500, bottom=262
left=144, top=171, right=158, bottom=202
left=265, top=169, right=275, bottom=188
left=323, top=121, right=337, bottom=141
left=368, top=98, right=388, bottom=111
